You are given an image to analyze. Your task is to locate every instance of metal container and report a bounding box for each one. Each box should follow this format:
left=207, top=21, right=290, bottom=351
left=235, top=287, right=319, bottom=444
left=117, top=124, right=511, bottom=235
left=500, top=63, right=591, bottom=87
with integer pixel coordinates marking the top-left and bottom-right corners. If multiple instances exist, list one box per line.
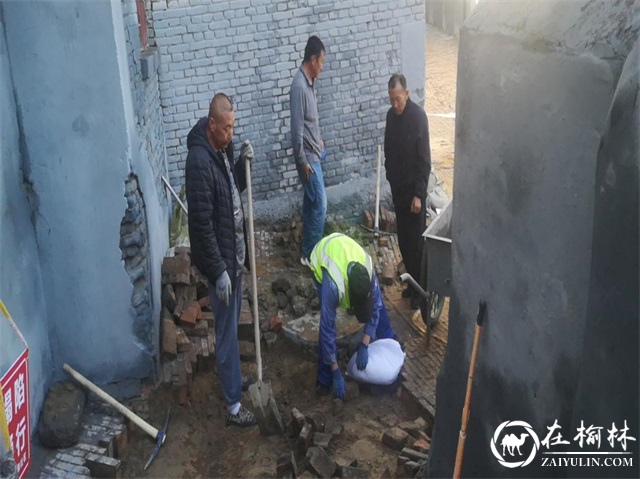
left=422, top=199, right=452, bottom=297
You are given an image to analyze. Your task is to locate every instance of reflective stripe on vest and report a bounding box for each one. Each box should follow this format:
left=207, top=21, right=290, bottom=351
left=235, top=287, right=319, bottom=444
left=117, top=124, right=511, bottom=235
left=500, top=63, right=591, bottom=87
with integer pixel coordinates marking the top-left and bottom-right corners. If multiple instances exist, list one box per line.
left=309, top=233, right=373, bottom=308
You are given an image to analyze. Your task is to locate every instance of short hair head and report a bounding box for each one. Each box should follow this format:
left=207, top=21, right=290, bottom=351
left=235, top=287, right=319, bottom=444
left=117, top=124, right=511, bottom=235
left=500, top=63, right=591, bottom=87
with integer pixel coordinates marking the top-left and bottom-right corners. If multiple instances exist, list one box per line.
left=388, top=74, right=407, bottom=91
left=304, top=36, right=325, bottom=63
left=208, top=93, right=233, bottom=122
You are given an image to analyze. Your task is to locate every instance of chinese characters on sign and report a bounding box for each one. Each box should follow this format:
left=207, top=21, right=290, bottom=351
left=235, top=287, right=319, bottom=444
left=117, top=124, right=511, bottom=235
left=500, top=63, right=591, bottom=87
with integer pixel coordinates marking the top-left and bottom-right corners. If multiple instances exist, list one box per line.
left=1, top=349, right=31, bottom=479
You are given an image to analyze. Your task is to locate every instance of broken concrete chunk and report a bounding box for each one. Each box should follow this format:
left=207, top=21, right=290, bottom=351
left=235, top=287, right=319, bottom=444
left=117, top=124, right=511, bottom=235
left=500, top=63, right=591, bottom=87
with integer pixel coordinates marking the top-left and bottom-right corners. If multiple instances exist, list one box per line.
left=276, top=454, right=294, bottom=477
left=38, top=382, right=86, bottom=448
left=292, top=296, right=307, bottom=317
left=306, top=446, right=336, bottom=478
left=340, top=465, right=369, bottom=478
left=378, top=236, right=389, bottom=248
left=296, top=422, right=315, bottom=456
left=313, top=432, right=333, bottom=448
left=382, top=427, right=409, bottom=451
left=398, top=421, right=421, bottom=439
left=271, top=277, right=292, bottom=295
left=291, top=408, right=306, bottom=436
left=413, top=416, right=428, bottom=431
left=404, top=461, right=420, bottom=475
left=400, top=447, right=429, bottom=462
left=85, top=452, right=121, bottom=478
left=277, top=291, right=290, bottom=309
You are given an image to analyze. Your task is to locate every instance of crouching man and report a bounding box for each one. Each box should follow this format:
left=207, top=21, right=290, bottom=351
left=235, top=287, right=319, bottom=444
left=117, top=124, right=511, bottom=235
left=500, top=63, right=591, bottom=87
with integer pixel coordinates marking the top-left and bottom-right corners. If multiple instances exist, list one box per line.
left=308, top=233, right=396, bottom=399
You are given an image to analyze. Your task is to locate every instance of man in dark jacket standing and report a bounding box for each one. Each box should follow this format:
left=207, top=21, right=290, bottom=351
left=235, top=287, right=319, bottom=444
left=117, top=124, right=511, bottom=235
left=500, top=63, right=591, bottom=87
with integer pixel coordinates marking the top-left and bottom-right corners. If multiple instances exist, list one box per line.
left=185, top=93, right=256, bottom=427
left=384, top=74, right=431, bottom=310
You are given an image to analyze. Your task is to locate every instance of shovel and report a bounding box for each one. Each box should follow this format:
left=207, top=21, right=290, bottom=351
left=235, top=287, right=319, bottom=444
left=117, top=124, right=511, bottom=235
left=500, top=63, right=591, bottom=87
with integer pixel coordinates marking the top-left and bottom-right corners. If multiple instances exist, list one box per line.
left=243, top=143, right=284, bottom=436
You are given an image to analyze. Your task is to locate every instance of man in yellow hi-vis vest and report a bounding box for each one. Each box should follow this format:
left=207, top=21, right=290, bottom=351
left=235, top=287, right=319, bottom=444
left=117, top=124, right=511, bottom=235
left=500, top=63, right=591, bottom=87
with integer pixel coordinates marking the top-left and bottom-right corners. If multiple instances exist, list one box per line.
left=308, top=233, right=396, bottom=399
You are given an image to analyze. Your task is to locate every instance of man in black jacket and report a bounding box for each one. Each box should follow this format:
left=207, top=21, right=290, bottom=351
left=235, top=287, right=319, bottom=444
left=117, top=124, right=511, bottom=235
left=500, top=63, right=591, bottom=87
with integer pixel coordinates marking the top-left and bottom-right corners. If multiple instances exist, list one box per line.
left=185, top=93, right=256, bottom=427
left=384, top=74, right=431, bottom=310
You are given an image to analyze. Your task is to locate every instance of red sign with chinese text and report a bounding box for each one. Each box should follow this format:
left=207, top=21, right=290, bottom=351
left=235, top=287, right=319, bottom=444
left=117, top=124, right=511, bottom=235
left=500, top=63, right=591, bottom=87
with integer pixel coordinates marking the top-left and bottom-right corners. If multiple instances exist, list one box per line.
left=1, top=349, right=30, bottom=479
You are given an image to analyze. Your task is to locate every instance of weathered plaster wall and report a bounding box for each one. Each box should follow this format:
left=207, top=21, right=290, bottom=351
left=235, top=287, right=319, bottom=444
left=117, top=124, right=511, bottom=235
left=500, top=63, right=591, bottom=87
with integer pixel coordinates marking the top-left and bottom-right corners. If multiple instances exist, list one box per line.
left=122, top=0, right=168, bottom=207
left=424, top=0, right=477, bottom=37
left=569, top=39, right=639, bottom=478
left=151, top=0, right=425, bottom=199
left=428, top=1, right=639, bottom=477
left=0, top=8, right=53, bottom=429
left=2, top=0, right=170, bottom=384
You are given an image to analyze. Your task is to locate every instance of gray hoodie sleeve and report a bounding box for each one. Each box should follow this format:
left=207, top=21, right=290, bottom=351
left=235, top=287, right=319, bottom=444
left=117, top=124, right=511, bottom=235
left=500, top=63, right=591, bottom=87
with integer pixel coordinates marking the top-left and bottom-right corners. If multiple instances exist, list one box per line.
left=290, top=81, right=306, bottom=168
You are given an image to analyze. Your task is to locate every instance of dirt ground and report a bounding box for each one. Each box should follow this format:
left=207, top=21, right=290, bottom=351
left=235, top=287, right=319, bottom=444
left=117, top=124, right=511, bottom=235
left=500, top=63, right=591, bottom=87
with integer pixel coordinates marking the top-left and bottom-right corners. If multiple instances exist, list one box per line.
left=122, top=241, right=425, bottom=479
left=120, top=27, right=459, bottom=479
left=425, top=27, right=459, bottom=196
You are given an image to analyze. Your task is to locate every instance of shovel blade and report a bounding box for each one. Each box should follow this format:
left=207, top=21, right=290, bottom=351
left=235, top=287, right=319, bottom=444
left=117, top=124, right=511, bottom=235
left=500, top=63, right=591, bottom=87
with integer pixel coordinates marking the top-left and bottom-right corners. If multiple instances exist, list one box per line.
left=248, top=381, right=284, bottom=436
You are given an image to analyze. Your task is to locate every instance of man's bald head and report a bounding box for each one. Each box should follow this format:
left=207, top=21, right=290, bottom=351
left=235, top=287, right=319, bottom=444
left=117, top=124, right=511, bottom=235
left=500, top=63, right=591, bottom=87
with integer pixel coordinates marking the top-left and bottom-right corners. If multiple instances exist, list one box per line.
left=206, top=93, right=235, bottom=150
left=208, top=93, right=233, bottom=122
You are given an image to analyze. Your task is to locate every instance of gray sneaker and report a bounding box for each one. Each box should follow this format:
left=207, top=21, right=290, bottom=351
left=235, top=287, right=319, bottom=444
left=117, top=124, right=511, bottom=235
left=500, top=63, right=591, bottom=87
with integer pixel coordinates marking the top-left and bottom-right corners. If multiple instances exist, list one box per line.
left=226, top=405, right=257, bottom=427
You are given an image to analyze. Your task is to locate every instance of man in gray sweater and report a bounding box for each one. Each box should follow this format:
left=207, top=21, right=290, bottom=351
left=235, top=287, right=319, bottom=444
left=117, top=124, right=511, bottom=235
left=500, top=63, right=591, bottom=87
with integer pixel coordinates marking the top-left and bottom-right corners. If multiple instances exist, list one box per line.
left=290, top=36, right=327, bottom=264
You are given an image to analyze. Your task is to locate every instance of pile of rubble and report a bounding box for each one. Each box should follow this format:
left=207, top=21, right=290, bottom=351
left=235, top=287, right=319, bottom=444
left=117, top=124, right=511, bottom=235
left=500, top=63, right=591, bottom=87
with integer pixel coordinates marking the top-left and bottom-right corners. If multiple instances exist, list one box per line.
left=160, top=247, right=220, bottom=404
left=159, top=246, right=269, bottom=404
left=277, top=391, right=430, bottom=479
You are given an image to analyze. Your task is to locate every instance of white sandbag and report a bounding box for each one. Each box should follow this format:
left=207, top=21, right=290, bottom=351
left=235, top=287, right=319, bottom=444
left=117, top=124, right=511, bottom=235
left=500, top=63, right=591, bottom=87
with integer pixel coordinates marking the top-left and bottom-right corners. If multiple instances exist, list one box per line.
left=346, top=338, right=405, bottom=385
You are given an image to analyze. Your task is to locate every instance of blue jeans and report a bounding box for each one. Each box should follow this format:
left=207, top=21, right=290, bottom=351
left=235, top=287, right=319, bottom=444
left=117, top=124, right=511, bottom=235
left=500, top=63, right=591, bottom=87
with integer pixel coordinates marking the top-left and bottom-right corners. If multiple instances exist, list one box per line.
left=208, top=273, right=243, bottom=409
left=299, top=161, right=327, bottom=259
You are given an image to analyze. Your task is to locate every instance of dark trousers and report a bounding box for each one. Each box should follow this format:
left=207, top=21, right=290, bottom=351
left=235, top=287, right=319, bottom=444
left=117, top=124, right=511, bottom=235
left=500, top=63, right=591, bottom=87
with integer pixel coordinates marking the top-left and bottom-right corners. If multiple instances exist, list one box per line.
left=393, top=193, right=426, bottom=292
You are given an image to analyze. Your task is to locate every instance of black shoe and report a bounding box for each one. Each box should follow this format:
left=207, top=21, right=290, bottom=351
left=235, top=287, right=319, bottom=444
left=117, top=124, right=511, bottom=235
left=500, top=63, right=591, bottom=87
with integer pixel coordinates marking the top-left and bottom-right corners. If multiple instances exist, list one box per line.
left=401, top=287, right=413, bottom=298
left=226, top=405, right=257, bottom=427
left=410, top=295, right=421, bottom=310
left=241, top=376, right=255, bottom=392
left=315, top=382, right=331, bottom=397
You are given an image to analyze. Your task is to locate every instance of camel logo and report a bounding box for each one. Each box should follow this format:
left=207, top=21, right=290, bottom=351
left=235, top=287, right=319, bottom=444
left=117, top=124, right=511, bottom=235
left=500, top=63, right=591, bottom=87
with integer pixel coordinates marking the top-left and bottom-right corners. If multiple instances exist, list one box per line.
left=491, top=420, right=541, bottom=468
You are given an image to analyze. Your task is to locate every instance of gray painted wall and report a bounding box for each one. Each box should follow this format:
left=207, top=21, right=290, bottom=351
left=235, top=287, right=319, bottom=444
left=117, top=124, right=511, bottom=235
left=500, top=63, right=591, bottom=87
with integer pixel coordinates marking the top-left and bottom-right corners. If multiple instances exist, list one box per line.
left=428, top=1, right=639, bottom=477
left=569, top=39, right=639, bottom=478
left=152, top=0, right=425, bottom=199
left=0, top=9, right=53, bottom=429
left=424, top=0, right=476, bottom=37
left=2, top=0, right=170, bottom=386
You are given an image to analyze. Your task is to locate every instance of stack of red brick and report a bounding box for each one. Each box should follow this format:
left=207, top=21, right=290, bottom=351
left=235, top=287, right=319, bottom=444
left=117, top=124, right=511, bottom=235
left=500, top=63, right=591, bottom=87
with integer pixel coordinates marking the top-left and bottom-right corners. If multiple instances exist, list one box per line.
left=159, top=247, right=216, bottom=405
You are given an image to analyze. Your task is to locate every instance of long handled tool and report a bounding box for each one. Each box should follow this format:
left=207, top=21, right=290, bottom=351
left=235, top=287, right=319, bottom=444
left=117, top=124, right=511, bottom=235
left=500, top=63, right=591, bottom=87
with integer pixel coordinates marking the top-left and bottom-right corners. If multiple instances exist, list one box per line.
left=0, top=384, right=16, bottom=479
left=244, top=146, right=284, bottom=436
left=453, top=302, right=487, bottom=479
left=373, top=145, right=382, bottom=238
left=63, top=364, right=170, bottom=470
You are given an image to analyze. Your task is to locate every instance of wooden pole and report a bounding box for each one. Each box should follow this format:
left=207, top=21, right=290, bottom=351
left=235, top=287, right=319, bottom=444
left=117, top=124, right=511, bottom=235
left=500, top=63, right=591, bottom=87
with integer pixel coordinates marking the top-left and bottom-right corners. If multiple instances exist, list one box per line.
left=244, top=153, right=262, bottom=382
left=453, top=302, right=486, bottom=479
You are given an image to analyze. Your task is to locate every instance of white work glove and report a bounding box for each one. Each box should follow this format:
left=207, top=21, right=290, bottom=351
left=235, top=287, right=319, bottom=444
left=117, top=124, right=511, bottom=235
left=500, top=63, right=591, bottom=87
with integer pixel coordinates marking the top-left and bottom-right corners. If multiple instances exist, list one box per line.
left=240, top=140, right=254, bottom=163
left=216, top=271, right=232, bottom=306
